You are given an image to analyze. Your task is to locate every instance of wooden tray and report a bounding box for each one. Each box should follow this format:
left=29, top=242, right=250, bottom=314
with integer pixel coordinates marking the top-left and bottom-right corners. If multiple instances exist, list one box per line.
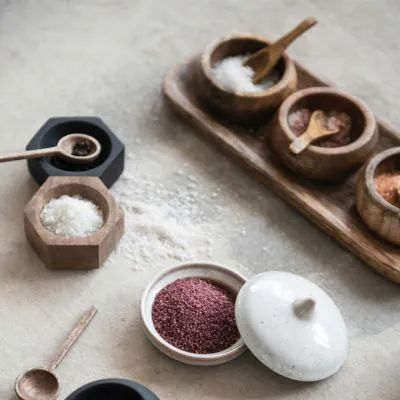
left=163, top=56, right=400, bottom=283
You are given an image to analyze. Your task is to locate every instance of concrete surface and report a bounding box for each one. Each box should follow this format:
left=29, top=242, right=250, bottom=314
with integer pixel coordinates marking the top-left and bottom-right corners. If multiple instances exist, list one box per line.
left=1, top=1, right=400, bottom=399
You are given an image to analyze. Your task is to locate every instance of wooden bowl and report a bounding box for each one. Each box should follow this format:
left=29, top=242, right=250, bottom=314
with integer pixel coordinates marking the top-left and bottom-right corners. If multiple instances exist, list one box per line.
left=356, top=147, right=400, bottom=245
left=269, top=87, right=378, bottom=181
left=24, top=176, right=124, bottom=270
left=196, top=33, right=297, bottom=124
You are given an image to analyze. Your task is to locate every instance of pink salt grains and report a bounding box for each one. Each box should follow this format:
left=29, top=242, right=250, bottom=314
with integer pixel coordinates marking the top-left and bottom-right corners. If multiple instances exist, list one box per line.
left=152, top=277, right=240, bottom=354
left=288, top=108, right=353, bottom=148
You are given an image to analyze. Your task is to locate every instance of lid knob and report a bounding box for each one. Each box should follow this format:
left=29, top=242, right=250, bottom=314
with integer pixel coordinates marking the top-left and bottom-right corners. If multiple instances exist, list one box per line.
left=293, top=297, right=316, bottom=318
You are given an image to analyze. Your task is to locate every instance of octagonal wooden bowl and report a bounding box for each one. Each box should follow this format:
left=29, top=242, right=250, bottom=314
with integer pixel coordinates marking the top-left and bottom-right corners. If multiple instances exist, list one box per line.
left=24, top=176, right=124, bottom=270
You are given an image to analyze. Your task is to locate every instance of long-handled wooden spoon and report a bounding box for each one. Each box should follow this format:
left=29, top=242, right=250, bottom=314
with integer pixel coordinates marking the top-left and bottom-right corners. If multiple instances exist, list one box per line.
left=15, top=306, right=97, bottom=400
left=289, top=110, right=339, bottom=154
left=0, top=133, right=101, bottom=165
left=244, top=17, right=317, bottom=84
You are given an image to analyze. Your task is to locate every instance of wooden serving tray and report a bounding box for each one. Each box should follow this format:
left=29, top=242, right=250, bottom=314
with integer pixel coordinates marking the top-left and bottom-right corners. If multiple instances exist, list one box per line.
left=163, top=56, right=400, bottom=283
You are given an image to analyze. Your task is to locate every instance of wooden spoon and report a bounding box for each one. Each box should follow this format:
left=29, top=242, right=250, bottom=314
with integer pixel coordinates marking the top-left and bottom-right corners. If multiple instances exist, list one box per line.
left=289, top=110, right=339, bottom=154
left=0, top=133, right=101, bottom=165
left=15, top=306, right=97, bottom=400
left=244, top=17, right=317, bottom=84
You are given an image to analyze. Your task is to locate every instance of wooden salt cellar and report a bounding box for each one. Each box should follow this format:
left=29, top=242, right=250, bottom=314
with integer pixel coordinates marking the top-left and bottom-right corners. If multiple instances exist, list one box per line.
left=356, top=147, right=400, bottom=246
left=196, top=33, right=297, bottom=124
left=269, top=87, right=378, bottom=181
left=24, top=176, right=124, bottom=270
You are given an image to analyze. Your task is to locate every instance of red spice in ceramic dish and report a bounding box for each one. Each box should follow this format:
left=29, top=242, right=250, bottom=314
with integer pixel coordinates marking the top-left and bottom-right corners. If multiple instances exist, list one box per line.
left=288, top=108, right=352, bottom=148
left=152, top=277, right=239, bottom=354
left=374, top=172, right=400, bottom=207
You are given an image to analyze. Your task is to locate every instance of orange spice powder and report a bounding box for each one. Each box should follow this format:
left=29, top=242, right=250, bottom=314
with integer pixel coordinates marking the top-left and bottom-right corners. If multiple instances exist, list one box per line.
left=374, top=172, right=400, bottom=207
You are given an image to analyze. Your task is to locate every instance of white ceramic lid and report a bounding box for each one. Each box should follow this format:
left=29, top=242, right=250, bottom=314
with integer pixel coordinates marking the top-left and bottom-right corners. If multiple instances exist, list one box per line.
left=235, top=271, right=348, bottom=382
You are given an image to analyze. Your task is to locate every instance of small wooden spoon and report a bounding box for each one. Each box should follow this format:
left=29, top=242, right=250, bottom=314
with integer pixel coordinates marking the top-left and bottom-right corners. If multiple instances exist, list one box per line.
left=0, top=133, right=101, bottom=165
left=244, top=17, right=317, bottom=84
left=289, top=110, right=339, bottom=154
left=15, top=306, right=97, bottom=400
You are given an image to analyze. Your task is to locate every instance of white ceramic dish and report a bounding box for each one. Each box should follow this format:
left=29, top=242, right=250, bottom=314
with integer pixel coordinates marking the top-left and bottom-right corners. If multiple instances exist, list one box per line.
left=140, top=261, right=247, bottom=366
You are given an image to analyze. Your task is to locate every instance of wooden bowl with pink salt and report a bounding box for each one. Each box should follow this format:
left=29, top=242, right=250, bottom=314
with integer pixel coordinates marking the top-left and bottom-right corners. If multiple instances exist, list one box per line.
left=269, top=87, right=378, bottom=181
left=356, top=147, right=400, bottom=246
left=196, top=33, right=297, bottom=124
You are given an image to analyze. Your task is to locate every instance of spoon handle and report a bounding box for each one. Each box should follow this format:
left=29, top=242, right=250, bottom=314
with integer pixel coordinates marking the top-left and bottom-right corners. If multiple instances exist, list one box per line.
left=47, top=306, right=97, bottom=371
left=273, top=17, right=317, bottom=51
left=0, top=146, right=59, bottom=163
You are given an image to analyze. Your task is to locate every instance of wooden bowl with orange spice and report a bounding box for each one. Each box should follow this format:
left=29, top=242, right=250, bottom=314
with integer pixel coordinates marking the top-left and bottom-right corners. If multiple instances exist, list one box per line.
left=356, top=147, right=400, bottom=245
left=269, top=87, right=378, bottom=181
left=196, top=33, right=297, bottom=124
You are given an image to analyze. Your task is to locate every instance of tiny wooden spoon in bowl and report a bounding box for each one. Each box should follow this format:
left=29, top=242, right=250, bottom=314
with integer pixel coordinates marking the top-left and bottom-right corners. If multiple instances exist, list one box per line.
left=244, top=17, right=317, bottom=84
left=15, top=306, right=97, bottom=400
left=289, top=110, right=339, bottom=154
left=0, top=133, right=101, bottom=165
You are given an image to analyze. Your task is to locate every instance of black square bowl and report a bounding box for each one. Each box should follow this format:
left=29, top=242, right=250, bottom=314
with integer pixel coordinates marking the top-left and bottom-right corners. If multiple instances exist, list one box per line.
left=26, top=117, right=125, bottom=188
left=65, top=379, right=159, bottom=400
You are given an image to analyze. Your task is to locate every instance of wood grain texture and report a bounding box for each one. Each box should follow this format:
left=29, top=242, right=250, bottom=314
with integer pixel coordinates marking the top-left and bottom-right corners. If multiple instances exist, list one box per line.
left=270, top=87, right=378, bottom=181
left=356, top=147, right=400, bottom=246
left=163, top=57, right=400, bottom=283
left=196, top=33, right=297, bottom=124
left=24, top=176, right=124, bottom=270
left=245, top=18, right=317, bottom=83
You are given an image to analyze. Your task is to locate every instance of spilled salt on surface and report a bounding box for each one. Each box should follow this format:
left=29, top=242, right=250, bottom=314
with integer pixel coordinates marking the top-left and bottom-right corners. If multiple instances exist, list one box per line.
left=109, top=156, right=213, bottom=269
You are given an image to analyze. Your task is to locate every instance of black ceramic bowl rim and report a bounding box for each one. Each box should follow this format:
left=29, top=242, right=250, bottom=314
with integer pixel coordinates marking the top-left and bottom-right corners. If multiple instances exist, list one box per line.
left=364, top=146, right=400, bottom=214
left=201, top=32, right=295, bottom=98
left=65, top=378, right=159, bottom=400
left=279, top=86, right=377, bottom=155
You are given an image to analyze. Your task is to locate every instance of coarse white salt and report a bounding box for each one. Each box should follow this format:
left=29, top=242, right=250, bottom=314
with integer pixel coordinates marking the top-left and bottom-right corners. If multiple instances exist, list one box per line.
left=211, top=55, right=281, bottom=94
left=40, top=195, right=104, bottom=238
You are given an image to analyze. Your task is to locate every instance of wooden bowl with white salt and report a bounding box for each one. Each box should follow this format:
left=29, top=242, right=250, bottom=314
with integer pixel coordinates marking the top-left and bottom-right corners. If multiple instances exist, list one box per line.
left=24, top=176, right=124, bottom=270
left=196, top=33, right=297, bottom=124
left=356, top=147, right=400, bottom=246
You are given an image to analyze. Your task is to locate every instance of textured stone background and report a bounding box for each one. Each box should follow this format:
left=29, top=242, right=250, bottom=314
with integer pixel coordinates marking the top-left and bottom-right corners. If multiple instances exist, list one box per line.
left=0, top=1, right=399, bottom=399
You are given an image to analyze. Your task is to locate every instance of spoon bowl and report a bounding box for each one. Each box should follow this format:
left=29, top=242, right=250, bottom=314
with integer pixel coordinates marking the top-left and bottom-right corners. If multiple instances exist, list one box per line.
left=14, top=306, right=97, bottom=400
left=15, top=368, right=59, bottom=400
left=289, top=110, right=339, bottom=154
left=58, top=133, right=101, bottom=164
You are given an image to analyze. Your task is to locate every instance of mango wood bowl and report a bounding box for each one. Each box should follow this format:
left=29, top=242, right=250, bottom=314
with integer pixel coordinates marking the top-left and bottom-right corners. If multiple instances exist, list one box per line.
left=196, top=33, right=297, bottom=124
left=356, top=147, right=400, bottom=245
left=24, top=176, right=124, bottom=270
left=269, top=87, right=378, bottom=181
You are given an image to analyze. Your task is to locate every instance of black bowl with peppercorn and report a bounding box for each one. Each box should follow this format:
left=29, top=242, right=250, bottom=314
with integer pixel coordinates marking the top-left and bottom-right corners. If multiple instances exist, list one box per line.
left=26, top=117, right=125, bottom=188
